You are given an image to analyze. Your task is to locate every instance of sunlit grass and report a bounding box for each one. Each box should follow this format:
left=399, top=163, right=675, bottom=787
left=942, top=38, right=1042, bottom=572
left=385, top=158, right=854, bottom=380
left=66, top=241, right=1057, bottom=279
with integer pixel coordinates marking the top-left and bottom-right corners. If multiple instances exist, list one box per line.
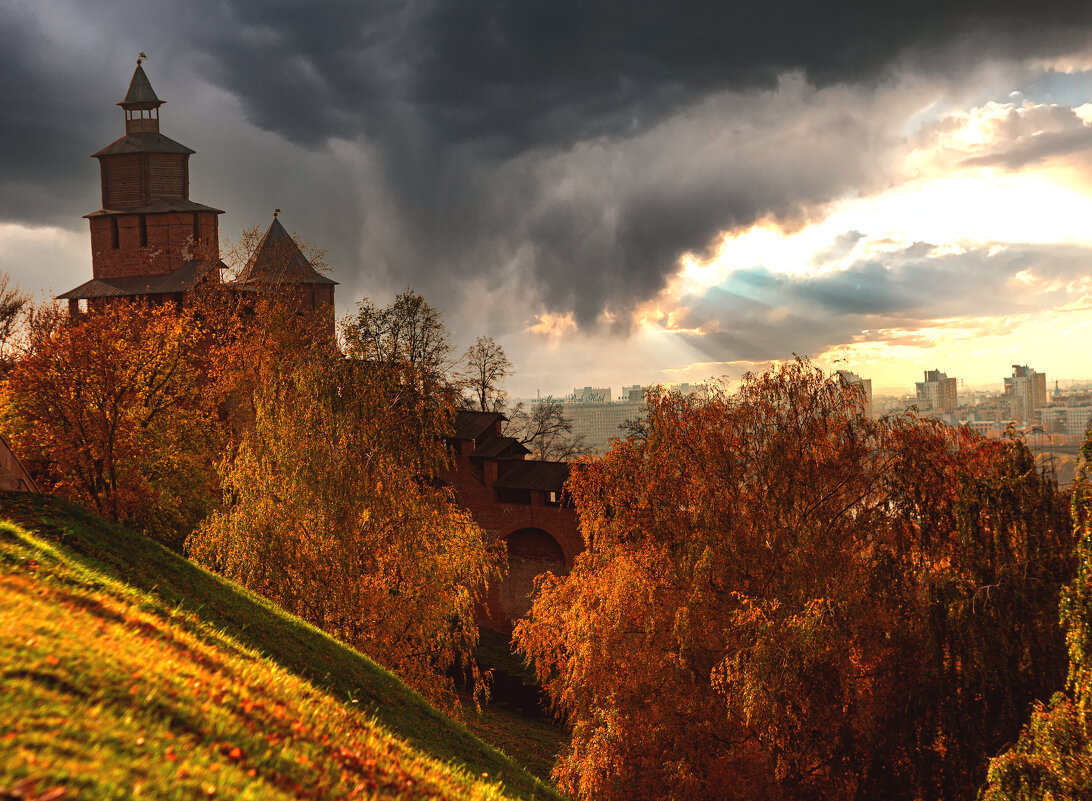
left=0, top=493, right=561, bottom=800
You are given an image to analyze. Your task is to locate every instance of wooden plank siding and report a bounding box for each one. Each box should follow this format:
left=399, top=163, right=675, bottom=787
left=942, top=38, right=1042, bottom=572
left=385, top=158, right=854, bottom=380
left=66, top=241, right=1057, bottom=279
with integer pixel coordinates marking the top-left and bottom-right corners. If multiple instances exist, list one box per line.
left=100, top=155, right=143, bottom=208
left=100, top=154, right=189, bottom=208
left=148, top=154, right=188, bottom=201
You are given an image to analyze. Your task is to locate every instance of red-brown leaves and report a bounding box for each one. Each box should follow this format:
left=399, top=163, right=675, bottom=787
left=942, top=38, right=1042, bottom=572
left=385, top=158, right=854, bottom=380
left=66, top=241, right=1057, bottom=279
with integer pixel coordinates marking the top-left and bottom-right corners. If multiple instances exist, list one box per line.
left=517, top=359, right=1074, bottom=801
left=1, top=302, right=223, bottom=548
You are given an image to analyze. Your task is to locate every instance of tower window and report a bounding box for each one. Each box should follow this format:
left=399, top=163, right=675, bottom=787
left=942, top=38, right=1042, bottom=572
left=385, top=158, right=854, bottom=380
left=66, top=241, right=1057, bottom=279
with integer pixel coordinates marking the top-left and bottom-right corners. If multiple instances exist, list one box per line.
left=109, top=217, right=119, bottom=249
left=138, top=214, right=147, bottom=247
left=192, top=213, right=200, bottom=245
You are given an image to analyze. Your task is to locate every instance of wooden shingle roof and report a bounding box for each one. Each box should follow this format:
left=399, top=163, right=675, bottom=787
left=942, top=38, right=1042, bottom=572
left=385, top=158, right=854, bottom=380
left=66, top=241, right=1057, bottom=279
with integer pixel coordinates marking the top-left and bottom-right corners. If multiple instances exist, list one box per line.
left=57, top=260, right=222, bottom=300
left=118, top=63, right=163, bottom=110
left=92, top=133, right=194, bottom=158
left=84, top=199, right=223, bottom=219
left=236, top=218, right=337, bottom=286
left=492, top=461, right=571, bottom=493
left=452, top=411, right=507, bottom=441
left=470, top=437, right=530, bottom=459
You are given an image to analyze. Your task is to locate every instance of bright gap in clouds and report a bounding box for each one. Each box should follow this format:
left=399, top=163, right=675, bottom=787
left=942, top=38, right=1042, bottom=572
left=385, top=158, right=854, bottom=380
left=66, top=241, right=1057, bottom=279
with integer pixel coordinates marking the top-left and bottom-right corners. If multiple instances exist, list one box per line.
left=627, top=112, right=1092, bottom=393
left=687, top=168, right=1092, bottom=291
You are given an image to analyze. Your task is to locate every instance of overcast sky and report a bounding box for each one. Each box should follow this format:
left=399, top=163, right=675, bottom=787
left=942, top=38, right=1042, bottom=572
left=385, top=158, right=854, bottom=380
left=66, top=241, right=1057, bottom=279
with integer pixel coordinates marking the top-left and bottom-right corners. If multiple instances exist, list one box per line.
left=4, top=0, right=1092, bottom=396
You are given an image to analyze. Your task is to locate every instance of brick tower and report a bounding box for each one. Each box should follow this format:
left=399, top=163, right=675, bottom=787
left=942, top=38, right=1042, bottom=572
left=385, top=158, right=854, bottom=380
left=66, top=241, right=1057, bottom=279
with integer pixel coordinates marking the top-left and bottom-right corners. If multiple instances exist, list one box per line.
left=234, top=213, right=337, bottom=330
left=59, top=59, right=225, bottom=310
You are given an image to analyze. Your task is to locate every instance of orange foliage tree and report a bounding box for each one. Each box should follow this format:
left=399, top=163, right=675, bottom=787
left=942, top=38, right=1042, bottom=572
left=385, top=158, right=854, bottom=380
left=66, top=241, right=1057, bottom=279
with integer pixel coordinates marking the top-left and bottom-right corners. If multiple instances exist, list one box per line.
left=1, top=301, right=223, bottom=548
left=515, top=360, right=1074, bottom=801
left=189, top=294, right=502, bottom=707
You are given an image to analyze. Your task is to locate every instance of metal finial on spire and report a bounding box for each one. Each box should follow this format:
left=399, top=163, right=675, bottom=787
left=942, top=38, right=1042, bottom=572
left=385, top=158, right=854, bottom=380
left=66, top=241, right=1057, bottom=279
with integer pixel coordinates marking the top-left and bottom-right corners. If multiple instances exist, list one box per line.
left=274, top=208, right=281, bottom=218
left=137, top=51, right=147, bottom=66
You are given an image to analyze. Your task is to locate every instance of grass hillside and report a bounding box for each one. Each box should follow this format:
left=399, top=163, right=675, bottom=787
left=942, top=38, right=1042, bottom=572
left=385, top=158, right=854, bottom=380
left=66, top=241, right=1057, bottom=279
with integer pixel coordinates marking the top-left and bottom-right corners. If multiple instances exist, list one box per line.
left=0, top=492, right=561, bottom=800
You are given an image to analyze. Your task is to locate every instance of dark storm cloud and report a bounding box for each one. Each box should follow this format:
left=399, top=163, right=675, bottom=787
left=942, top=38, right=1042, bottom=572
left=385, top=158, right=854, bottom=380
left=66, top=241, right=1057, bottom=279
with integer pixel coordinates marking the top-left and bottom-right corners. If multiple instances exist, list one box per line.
left=670, top=242, right=1092, bottom=362
left=199, top=1, right=1092, bottom=152
left=4, top=1, right=1092, bottom=329
left=0, top=7, right=110, bottom=222
left=186, top=0, right=1092, bottom=329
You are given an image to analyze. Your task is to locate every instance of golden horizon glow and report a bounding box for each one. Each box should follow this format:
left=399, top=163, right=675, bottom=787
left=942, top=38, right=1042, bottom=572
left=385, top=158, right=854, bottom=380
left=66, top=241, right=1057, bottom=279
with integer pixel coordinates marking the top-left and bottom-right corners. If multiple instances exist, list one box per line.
left=585, top=92, right=1092, bottom=394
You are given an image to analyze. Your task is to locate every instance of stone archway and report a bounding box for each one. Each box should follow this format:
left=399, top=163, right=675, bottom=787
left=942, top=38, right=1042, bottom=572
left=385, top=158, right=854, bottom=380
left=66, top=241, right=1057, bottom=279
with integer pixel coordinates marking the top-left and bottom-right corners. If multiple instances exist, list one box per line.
left=500, top=527, right=567, bottom=622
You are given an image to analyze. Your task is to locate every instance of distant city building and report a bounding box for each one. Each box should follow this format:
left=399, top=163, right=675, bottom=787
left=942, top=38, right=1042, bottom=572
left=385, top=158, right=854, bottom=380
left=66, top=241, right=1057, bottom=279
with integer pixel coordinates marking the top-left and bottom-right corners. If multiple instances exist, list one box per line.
left=962, top=420, right=996, bottom=436
left=562, top=381, right=711, bottom=452
left=671, top=382, right=700, bottom=395
left=1039, top=405, right=1092, bottom=438
left=569, top=386, right=612, bottom=403
left=565, top=400, right=643, bottom=452
left=836, top=370, right=873, bottom=417
left=1004, top=365, right=1048, bottom=424
left=915, top=369, right=958, bottom=411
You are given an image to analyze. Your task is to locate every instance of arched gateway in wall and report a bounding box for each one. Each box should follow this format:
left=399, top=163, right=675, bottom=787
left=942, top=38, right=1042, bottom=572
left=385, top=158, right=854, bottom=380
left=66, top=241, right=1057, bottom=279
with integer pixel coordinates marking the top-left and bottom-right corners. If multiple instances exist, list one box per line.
left=441, top=410, right=585, bottom=631
left=499, top=528, right=568, bottom=621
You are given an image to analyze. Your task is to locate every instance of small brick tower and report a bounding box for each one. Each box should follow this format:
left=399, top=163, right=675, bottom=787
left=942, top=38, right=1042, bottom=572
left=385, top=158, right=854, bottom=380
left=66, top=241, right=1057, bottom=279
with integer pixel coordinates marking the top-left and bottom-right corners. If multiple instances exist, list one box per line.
left=59, top=58, right=226, bottom=310
left=235, top=212, right=337, bottom=330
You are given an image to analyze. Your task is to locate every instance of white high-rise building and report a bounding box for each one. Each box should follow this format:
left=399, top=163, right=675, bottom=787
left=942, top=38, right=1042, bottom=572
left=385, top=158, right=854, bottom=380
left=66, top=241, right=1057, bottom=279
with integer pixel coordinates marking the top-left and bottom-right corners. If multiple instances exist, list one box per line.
left=1039, top=405, right=1092, bottom=437
left=570, top=386, right=612, bottom=403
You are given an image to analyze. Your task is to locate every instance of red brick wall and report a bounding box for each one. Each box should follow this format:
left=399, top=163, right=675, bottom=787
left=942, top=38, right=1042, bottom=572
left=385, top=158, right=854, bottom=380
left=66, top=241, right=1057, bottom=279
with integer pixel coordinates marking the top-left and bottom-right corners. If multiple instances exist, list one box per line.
left=442, top=446, right=584, bottom=631
left=90, top=211, right=219, bottom=279
left=444, top=450, right=582, bottom=562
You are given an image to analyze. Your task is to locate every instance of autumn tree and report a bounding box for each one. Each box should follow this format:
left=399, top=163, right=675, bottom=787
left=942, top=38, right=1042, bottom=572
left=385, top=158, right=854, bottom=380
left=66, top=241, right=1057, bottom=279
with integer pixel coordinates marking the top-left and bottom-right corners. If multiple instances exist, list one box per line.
left=459, top=335, right=512, bottom=413
left=189, top=294, right=502, bottom=706
left=1, top=301, right=223, bottom=549
left=195, top=285, right=334, bottom=441
left=982, top=430, right=1092, bottom=799
left=343, top=289, right=454, bottom=384
left=515, top=360, right=1074, bottom=801
left=506, top=396, right=589, bottom=461
left=457, top=334, right=587, bottom=460
left=0, top=272, right=29, bottom=369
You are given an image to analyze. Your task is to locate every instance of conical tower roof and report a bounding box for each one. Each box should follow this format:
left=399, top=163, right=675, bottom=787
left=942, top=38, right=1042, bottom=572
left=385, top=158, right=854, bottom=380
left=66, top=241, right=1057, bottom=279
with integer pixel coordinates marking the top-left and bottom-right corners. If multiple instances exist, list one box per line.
left=236, top=216, right=337, bottom=286
left=118, top=63, right=163, bottom=110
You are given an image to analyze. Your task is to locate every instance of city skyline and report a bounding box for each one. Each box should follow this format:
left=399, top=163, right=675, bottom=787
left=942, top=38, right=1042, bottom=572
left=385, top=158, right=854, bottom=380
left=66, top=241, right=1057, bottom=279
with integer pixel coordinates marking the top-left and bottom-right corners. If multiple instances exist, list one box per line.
left=4, top=3, right=1092, bottom=396
left=518, top=368, right=1092, bottom=405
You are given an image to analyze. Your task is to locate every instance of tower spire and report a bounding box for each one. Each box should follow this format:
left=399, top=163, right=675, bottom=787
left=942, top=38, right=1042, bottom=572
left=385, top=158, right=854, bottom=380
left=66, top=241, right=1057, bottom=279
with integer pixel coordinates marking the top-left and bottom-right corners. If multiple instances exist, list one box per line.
left=118, top=56, right=163, bottom=134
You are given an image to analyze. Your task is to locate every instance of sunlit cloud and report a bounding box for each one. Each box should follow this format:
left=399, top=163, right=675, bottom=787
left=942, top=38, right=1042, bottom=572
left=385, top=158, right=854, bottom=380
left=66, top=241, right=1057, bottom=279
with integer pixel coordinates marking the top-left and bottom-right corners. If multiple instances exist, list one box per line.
left=528, top=312, right=578, bottom=339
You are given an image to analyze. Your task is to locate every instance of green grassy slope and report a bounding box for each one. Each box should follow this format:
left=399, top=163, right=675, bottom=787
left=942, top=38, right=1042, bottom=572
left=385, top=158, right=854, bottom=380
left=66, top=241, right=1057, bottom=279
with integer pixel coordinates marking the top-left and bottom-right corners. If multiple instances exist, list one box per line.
left=463, top=631, right=567, bottom=783
left=0, top=492, right=561, bottom=801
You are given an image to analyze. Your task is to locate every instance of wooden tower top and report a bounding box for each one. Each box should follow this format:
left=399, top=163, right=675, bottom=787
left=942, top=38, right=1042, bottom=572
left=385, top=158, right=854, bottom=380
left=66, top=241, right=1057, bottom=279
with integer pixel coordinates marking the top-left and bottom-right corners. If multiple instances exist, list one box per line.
left=118, top=59, right=164, bottom=134
left=87, top=61, right=217, bottom=214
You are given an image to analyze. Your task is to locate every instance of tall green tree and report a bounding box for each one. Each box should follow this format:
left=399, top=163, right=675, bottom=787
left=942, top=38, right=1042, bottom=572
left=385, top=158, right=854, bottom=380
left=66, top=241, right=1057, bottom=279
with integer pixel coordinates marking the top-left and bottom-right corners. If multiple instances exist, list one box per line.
left=342, top=289, right=453, bottom=382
